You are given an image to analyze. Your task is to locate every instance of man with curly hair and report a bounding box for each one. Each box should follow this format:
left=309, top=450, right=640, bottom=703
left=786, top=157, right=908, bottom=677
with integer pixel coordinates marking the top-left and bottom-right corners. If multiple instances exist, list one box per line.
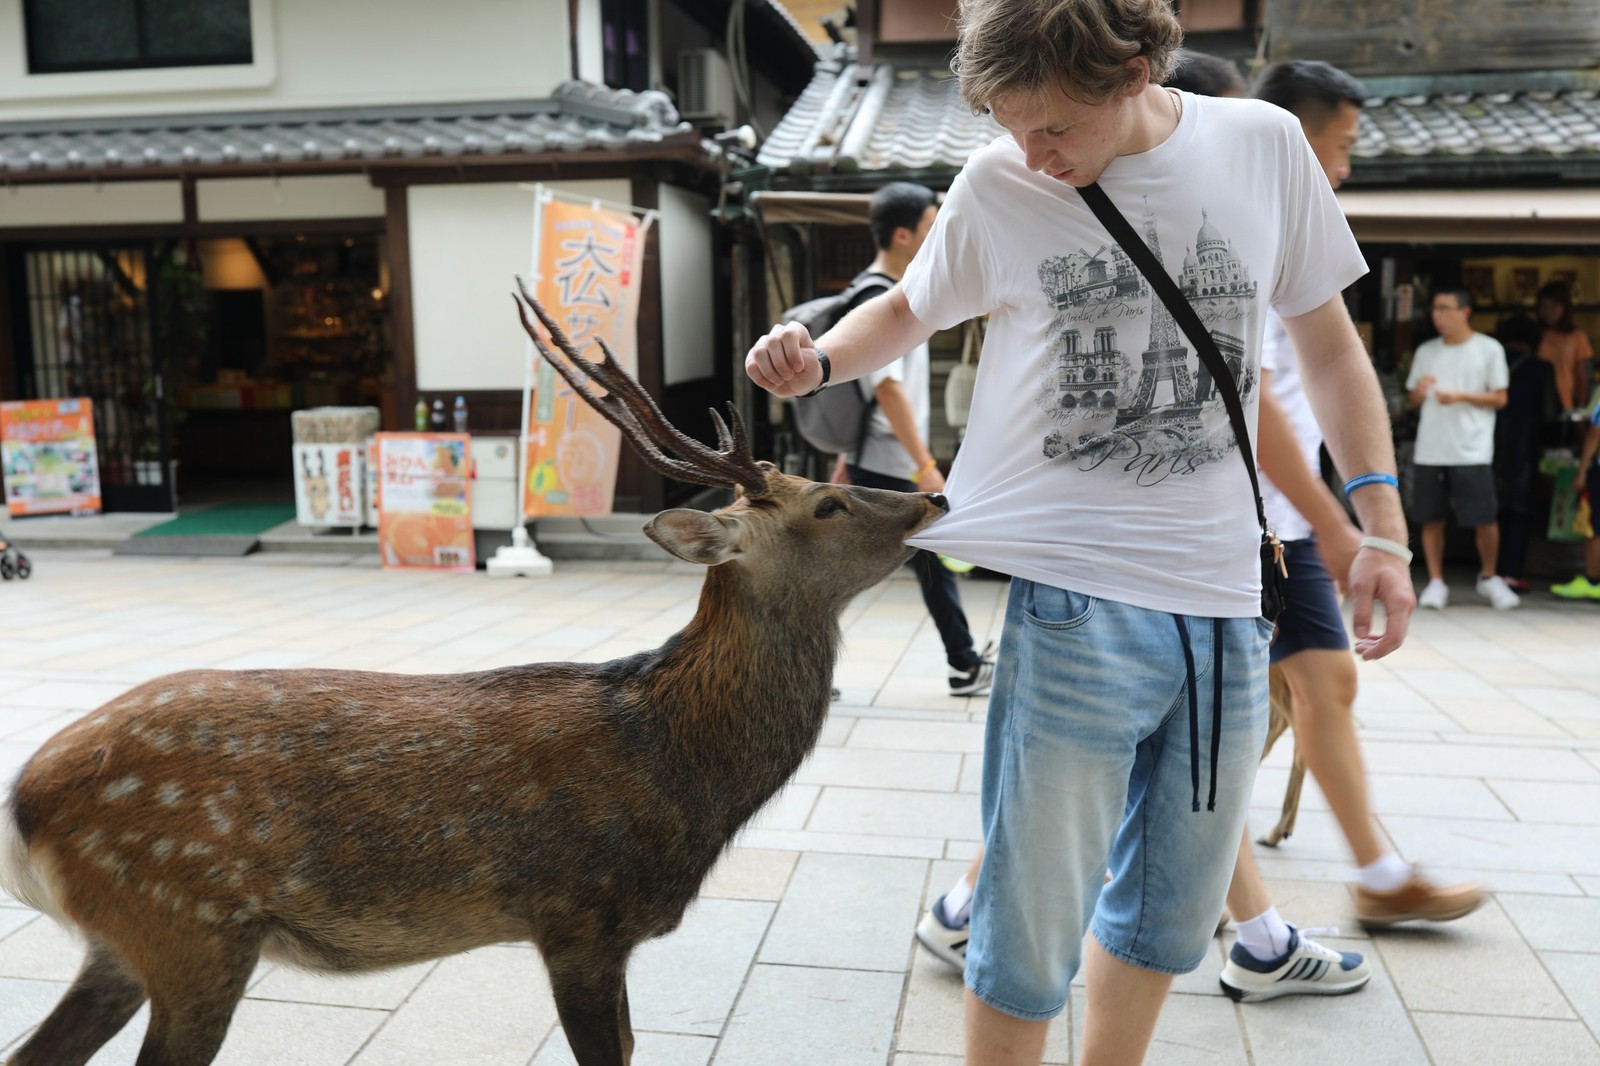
left=747, top=3, right=1415, bottom=1062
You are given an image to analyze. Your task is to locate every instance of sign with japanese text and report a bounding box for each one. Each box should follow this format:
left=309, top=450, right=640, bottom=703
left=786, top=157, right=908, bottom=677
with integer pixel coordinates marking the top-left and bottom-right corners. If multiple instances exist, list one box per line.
left=0, top=397, right=102, bottom=517
left=374, top=432, right=475, bottom=571
left=523, top=193, right=648, bottom=517
left=292, top=443, right=366, bottom=528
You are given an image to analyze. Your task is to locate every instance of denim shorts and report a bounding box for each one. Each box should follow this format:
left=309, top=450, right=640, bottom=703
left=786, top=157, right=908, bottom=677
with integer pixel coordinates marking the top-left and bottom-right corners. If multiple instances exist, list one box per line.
left=967, top=579, right=1272, bottom=1021
left=1270, top=537, right=1351, bottom=664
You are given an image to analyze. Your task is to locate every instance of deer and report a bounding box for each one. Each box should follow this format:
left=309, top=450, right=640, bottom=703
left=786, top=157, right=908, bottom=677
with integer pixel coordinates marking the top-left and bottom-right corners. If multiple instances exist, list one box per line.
left=0, top=281, right=949, bottom=1066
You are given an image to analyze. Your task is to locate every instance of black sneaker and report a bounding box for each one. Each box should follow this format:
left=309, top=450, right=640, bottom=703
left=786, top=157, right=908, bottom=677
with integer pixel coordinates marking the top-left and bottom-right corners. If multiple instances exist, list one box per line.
left=948, top=647, right=996, bottom=697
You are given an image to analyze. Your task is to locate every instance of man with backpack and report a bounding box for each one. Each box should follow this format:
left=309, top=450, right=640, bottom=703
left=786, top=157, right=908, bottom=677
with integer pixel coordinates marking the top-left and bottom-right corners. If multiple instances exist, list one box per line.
left=844, top=182, right=995, bottom=696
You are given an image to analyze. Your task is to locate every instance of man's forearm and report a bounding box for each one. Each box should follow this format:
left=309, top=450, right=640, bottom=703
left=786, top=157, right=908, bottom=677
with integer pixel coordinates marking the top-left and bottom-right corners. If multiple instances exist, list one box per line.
left=875, top=380, right=934, bottom=475
left=1284, top=299, right=1407, bottom=542
left=817, top=286, right=936, bottom=385
left=1256, top=379, right=1351, bottom=539
left=1454, top=389, right=1507, bottom=409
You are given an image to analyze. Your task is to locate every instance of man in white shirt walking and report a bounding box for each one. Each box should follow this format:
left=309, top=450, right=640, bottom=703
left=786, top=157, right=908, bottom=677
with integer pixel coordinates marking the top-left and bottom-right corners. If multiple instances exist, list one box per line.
left=1407, top=291, right=1517, bottom=609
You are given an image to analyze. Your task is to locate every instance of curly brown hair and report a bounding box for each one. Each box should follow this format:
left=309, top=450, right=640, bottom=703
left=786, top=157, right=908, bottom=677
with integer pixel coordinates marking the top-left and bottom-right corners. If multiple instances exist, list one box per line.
left=954, top=0, right=1184, bottom=112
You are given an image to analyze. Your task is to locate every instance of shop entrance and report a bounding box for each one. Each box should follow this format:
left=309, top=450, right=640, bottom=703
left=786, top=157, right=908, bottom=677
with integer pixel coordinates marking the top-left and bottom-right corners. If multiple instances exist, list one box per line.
left=5, top=242, right=174, bottom=511
left=5, top=227, right=392, bottom=513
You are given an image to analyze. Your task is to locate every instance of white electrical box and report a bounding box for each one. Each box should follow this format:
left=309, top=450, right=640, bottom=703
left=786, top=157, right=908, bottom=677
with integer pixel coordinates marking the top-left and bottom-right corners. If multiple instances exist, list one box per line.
left=469, top=435, right=519, bottom=530
left=678, top=48, right=738, bottom=127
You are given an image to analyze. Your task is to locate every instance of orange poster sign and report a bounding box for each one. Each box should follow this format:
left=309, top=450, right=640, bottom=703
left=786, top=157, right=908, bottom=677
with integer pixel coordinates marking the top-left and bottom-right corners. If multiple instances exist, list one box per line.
left=374, top=433, right=475, bottom=571
left=0, top=398, right=102, bottom=517
left=523, top=195, right=647, bottom=517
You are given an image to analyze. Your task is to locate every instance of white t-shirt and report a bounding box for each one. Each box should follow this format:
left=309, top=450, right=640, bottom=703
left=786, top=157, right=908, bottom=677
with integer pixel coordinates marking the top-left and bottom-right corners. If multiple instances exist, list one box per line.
left=850, top=341, right=931, bottom=481
left=900, top=93, right=1367, bottom=618
left=1259, top=309, right=1322, bottom=543
left=1406, top=333, right=1509, bottom=466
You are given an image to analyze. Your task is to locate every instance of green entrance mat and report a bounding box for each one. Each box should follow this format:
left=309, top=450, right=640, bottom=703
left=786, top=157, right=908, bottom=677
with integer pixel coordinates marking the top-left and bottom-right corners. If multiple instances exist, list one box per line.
left=113, top=503, right=297, bottom=557
left=133, top=503, right=297, bottom=538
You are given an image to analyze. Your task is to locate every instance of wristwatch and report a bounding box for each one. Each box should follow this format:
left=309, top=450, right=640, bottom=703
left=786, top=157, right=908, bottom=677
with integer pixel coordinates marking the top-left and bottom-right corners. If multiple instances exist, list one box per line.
left=800, top=350, right=831, bottom=398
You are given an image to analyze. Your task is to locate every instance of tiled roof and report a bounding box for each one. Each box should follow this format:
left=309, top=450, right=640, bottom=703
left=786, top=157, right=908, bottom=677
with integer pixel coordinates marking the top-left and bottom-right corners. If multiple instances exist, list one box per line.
left=759, top=62, right=1600, bottom=188
left=1352, top=87, right=1600, bottom=180
left=0, top=81, right=708, bottom=181
left=756, top=61, right=1001, bottom=186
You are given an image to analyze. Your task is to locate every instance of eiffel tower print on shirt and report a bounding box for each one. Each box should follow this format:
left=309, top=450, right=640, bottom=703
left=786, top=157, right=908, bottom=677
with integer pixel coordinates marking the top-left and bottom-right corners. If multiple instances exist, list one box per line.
left=1038, top=202, right=1260, bottom=476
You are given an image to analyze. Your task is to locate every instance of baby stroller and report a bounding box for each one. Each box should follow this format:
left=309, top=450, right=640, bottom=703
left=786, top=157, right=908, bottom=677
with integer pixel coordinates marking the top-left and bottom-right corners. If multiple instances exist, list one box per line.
left=0, top=529, right=32, bottom=580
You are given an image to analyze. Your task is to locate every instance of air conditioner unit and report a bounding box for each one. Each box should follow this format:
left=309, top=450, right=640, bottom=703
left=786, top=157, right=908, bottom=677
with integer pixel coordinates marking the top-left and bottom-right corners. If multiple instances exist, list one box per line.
left=678, top=48, right=738, bottom=128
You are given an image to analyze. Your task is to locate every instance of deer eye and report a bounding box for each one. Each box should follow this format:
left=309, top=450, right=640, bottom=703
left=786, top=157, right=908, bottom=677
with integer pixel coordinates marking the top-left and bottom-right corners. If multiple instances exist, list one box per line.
left=814, top=496, right=846, bottom=519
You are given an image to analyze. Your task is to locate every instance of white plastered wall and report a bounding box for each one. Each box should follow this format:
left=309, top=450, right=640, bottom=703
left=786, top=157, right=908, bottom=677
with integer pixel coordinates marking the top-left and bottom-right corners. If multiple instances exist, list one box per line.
left=196, top=176, right=384, bottom=222
left=657, top=185, right=714, bottom=385
left=408, top=179, right=634, bottom=392
left=0, top=182, right=183, bottom=227
left=0, top=0, right=580, bottom=121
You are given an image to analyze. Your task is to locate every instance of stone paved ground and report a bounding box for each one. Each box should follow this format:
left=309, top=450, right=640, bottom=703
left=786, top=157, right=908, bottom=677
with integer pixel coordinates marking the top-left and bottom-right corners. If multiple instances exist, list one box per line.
left=2, top=549, right=1599, bottom=1064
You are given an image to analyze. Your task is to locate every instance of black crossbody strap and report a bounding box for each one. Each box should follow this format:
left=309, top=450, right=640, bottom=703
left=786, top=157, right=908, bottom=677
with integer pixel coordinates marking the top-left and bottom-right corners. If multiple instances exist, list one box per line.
left=1077, top=183, right=1271, bottom=536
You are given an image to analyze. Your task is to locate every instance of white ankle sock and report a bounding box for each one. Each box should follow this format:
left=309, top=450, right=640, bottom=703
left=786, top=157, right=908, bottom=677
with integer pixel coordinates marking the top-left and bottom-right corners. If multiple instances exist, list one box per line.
left=940, top=876, right=974, bottom=926
left=1359, top=852, right=1413, bottom=893
left=1234, top=906, right=1293, bottom=960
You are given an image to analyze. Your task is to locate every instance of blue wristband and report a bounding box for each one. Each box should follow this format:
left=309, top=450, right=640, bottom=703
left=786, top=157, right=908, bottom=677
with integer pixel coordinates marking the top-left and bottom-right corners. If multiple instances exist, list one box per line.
left=1344, top=472, right=1399, bottom=496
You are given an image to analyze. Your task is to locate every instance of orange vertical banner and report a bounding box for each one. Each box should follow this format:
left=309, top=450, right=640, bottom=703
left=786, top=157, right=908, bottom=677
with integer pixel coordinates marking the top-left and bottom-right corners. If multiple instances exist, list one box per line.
left=523, top=195, right=648, bottom=517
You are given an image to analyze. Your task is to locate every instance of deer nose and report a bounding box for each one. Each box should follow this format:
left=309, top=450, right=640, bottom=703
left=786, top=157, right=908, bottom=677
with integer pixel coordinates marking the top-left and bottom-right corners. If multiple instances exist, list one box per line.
left=927, top=493, right=950, bottom=511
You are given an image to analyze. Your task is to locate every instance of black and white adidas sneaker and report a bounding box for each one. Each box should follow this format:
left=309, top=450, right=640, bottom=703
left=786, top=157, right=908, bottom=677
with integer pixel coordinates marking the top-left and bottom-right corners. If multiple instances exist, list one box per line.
left=1219, top=927, right=1371, bottom=1003
left=914, top=895, right=969, bottom=972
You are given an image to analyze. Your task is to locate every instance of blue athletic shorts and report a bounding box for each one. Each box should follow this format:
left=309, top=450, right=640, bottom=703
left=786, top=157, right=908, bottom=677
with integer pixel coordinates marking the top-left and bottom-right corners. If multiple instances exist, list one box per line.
left=1270, top=537, right=1351, bottom=664
left=966, top=579, right=1272, bottom=1021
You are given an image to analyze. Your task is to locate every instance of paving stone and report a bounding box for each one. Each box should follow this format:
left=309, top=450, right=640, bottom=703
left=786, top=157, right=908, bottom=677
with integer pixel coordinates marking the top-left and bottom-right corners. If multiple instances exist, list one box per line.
left=532, top=1029, right=715, bottom=1065
left=1410, top=1012, right=1600, bottom=1065
left=1238, top=936, right=1427, bottom=1065
left=1492, top=781, right=1600, bottom=825
left=1381, top=816, right=1600, bottom=876
left=1500, top=895, right=1600, bottom=953
left=246, top=960, right=436, bottom=1010
left=715, top=964, right=903, bottom=1066
left=699, top=847, right=798, bottom=901
left=346, top=946, right=559, bottom=1066
left=1542, top=952, right=1600, bottom=1044
left=847, top=717, right=985, bottom=753
left=761, top=852, right=926, bottom=971
left=794, top=746, right=963, bottom=791
left=627, top=897, right=772, bottom=1036
left=805, top=785, right=980, bottom=839
left=898, top=947, right=1071, bottom=1062
left=1373, top=900, right=1573, bottom=1019
left=1068, top=985, right=1246, bottom=1064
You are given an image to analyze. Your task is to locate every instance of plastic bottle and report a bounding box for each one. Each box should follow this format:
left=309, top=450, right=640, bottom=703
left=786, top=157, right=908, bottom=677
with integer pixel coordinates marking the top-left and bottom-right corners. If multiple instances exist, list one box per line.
left=413, top=398, right=429, bottom=432
left=453, top=395, right=468, bottom=434
left=430, top=399, right=446, bottom=430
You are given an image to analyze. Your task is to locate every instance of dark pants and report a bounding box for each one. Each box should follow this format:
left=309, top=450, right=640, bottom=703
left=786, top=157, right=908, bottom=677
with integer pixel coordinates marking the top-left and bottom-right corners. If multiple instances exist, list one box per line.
left=848, top=464, right=980, bottom=670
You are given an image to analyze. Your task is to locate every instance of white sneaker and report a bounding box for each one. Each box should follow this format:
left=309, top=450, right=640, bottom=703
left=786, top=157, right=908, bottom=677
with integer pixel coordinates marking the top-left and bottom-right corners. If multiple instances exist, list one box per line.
left=1418, top=579, right=1449, bottom=610
left=1219, top=926, right=1371, bottom=1003
left=1475, top=574, right=1521, bottom=610
left=914, top=896, right=968, bottom=972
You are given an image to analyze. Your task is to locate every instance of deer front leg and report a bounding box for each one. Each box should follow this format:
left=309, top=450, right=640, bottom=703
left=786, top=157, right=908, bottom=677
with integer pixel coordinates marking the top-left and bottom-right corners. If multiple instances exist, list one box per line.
left=545, top=946, right=633, bottom=1066
left=8, top=939, right=147, bottom=1066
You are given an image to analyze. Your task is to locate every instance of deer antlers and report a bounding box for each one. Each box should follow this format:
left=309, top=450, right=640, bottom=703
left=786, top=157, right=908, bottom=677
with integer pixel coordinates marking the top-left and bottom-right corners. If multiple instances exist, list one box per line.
left=512, top=277, right=770, bottom=497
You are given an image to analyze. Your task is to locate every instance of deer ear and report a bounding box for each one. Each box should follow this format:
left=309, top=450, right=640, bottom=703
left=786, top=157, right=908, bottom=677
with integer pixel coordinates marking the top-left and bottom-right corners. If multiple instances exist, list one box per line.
left=644, top=509, right=742, bottom=566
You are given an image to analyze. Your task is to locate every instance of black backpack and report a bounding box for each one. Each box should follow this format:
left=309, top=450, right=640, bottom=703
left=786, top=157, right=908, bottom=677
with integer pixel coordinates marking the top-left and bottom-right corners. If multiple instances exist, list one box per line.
left=779, top=271, right=894, bottom=455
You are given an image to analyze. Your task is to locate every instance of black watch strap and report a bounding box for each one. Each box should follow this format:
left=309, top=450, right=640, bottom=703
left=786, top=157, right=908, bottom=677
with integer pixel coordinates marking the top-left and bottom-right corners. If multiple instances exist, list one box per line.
left=800, top=349, right=831, bottom=397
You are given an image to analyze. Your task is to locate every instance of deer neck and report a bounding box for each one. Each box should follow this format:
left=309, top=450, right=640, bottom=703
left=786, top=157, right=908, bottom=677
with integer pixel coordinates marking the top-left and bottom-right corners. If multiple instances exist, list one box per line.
left=651, top=564, right=841, bottom=822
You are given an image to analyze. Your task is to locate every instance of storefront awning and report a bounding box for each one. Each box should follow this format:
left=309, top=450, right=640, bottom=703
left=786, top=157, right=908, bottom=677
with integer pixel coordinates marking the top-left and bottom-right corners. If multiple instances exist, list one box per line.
left=1337, top=188, right=1600, bottom=244
left=753, top=187, right=1600, bottom=246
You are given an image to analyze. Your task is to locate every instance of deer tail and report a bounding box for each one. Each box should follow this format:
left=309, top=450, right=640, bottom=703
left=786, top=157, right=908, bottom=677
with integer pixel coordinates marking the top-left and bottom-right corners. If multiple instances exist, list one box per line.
left=0, top=793, right=69, bottom=925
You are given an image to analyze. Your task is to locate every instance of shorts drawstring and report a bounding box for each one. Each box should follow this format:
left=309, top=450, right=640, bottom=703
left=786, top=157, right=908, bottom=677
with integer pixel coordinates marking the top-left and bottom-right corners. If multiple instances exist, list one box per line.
left=1173, top=615, right=1224, bottom=813
left=1209, top=618, right=1223, bottom=813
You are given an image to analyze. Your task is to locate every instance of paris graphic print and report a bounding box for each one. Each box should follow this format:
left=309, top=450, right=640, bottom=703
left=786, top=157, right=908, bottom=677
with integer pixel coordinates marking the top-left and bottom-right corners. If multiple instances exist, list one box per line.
left=1036, top=202, right=1259, bottom=485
